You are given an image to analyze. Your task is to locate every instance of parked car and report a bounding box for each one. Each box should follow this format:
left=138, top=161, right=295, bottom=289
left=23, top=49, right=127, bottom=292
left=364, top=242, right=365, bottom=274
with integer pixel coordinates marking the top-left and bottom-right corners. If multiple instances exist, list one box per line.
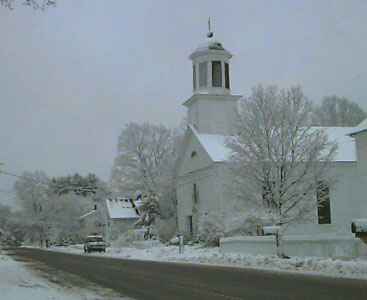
left=83, top=235, right=106, bottom=253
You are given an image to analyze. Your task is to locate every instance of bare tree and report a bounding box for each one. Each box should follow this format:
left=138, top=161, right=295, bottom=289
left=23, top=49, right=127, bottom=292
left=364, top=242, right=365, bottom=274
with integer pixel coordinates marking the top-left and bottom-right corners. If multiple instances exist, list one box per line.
left=312, top=96, right=366, bottom=127
left=226, top=85, right=337, bottom=256
left=111, top=122, right=182, bottom=230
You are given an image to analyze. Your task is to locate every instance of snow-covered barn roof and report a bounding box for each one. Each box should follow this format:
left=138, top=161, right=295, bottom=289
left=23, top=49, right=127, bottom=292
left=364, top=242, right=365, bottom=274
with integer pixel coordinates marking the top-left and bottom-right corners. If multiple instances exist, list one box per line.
left=348, top=119, right=367, bottom=136
left=191, top=125, right=356, bottom=163
left=105, top=198, right=140, bottom=219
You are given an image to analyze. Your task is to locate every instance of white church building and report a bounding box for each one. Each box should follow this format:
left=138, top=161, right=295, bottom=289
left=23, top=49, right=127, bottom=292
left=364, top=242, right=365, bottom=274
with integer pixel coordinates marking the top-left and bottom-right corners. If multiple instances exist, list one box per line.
left=175, top=31, right=367, bottom=258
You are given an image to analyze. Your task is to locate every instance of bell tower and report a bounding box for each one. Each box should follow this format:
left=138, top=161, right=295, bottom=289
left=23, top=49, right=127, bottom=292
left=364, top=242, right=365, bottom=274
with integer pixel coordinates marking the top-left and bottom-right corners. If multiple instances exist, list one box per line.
left=183, top=24, right=241, bottom=135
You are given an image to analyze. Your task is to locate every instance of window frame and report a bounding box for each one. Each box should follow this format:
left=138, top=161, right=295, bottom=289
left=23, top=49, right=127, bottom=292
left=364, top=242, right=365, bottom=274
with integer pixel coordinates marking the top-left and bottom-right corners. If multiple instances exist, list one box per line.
left=316, top=182, right=331, bottom=225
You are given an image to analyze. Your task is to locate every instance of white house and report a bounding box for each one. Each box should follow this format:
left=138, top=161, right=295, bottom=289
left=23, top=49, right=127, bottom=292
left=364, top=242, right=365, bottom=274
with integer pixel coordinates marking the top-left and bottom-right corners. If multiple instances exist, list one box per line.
left=105, top=198, right=140, bottom=240
left=175, top=30, right=367, bottom=257
left=78, top=204, right=107, bottom=238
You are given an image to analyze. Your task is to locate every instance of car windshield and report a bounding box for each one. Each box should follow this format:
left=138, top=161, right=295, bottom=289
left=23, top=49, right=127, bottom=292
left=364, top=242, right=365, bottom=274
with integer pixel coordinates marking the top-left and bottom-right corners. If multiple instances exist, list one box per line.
left=86, top=237, right=104, bottom=242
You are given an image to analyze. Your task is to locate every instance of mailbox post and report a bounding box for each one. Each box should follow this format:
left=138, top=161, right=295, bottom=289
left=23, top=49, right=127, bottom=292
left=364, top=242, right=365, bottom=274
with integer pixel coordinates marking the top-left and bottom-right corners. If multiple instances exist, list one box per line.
left=179, top=235, right=184, bottom=254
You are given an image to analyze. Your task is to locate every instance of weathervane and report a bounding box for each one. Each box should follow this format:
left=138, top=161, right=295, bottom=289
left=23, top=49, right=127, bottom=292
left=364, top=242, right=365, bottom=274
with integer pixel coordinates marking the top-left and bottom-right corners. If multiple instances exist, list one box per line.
left=207, top=18, right=213, bottom=38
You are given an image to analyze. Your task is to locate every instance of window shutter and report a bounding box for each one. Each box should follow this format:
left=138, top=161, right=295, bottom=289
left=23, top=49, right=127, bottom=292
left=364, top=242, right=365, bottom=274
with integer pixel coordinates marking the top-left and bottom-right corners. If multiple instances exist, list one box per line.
left=193, top=64, right=196, bottom=90
left=193, top=183, right=198, bottom=204
left=212, top=61, right=222, bottom=87
left=199, top=62, right=208, bottom=88
left=225, top=63, right=230, bottom=89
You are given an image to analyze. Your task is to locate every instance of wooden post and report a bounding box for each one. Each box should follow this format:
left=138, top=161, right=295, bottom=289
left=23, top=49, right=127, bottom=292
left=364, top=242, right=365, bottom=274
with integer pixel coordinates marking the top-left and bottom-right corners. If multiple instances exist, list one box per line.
left=179, top=235, right=184, bottom=254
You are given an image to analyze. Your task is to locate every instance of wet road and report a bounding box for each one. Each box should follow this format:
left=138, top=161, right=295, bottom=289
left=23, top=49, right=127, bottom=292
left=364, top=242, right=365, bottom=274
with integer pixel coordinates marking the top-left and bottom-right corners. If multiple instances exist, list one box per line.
left=6, top=248, right=367, bottom=300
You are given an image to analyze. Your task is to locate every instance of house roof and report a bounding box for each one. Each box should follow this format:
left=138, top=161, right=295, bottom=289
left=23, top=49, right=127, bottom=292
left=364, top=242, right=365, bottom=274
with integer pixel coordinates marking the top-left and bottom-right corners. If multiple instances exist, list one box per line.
left=105, top=198, right=140, bottom=219
left=190, top=125, right=356, bottom=163
left=348, top=119, right=367, bottom=136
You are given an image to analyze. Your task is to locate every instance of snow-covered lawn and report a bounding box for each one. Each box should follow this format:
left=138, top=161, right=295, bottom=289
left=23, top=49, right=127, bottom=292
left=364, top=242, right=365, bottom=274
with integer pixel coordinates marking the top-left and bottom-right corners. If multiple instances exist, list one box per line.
left=46, top=243, right=367, bottom=280
left=0, top=249, right=131, bottom=300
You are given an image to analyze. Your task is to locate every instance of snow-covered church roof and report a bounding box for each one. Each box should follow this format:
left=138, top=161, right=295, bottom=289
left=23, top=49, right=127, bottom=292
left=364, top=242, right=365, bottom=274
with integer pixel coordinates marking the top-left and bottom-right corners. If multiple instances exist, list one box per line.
left=313, top=127, right=356, bottom=162
left=195, top=133, right=231, bottom=162
left=349, top=118, right=367, bottom=136
left=191, top=125, right=356, bottom=163
left=105, top=198, right=140, bottom=219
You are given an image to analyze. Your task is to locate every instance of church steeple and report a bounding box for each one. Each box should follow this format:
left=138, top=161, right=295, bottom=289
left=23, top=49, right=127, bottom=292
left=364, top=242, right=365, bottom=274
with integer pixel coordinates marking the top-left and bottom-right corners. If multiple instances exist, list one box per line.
left=183, top=24, right=242, bottom=136
left=189, top=25, right=232, bottom=95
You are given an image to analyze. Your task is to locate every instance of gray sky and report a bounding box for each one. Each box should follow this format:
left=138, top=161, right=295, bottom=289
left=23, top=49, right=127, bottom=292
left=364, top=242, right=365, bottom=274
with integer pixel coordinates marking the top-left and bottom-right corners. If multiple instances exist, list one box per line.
left=1, top=0, right=367, bottom=208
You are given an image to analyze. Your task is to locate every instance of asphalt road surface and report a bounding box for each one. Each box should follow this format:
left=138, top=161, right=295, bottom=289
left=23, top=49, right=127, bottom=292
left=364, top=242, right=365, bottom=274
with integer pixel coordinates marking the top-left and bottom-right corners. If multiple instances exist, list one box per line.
left=6, top=248, right=367, bottom=300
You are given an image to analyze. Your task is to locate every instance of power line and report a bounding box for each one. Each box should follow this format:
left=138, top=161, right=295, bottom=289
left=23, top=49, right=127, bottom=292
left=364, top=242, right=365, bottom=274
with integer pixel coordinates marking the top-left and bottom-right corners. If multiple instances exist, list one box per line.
left=0, top=190, right=16, bottom=194
left=0, top=170, right=50, bottom=186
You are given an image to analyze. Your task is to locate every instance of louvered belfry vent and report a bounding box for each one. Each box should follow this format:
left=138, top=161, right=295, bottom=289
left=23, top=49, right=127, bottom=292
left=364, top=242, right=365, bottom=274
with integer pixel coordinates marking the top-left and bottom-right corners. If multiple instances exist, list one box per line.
left=193, top=65, right=196, bottom=90
left=212, top=61, right=222, bottom=87
left=225, top=63, right=230, bottom=89
left=199, top=62, right=208, bottom=87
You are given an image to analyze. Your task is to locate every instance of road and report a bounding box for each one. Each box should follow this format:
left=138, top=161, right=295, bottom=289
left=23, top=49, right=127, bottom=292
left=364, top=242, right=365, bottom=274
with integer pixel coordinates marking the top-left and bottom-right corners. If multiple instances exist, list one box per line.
left=6, top=248, right=367, bottom=300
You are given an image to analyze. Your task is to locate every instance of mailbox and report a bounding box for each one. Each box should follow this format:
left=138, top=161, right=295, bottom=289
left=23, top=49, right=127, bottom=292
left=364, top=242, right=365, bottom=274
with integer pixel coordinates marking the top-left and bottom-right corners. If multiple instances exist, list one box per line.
left=262, top=225, right=280, bottom=236
left=351, top=219, right=367, bottom=237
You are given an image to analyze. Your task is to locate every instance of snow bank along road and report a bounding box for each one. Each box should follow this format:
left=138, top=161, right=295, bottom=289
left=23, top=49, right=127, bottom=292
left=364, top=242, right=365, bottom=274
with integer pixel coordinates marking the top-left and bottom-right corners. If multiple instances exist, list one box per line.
left=0, top=249, right=130, bottom=300
left=7, top=247, right=367, bottom=300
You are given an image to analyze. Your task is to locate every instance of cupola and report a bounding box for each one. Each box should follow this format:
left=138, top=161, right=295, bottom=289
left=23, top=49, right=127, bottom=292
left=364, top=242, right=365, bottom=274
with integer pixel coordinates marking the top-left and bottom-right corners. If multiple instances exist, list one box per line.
left=189, top=30, right=232, bottom=95
left=183, top=22, right=241, bottom=136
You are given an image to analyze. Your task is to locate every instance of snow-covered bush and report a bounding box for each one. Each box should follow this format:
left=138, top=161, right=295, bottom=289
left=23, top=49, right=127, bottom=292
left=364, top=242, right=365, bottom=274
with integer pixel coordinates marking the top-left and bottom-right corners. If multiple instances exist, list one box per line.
left=226, top=211, right=276, bottom=237
left=150, top=217, right=177, bottom=242
left=198, top=211, right=227, bottom=246
left=198, top=210, right=276, bottom=246
left=116, top=230, right=136, bottom=243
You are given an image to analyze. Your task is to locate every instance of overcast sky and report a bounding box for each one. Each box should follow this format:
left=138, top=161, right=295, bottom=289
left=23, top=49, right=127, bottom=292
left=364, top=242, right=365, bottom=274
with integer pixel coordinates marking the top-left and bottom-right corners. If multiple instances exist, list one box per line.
left=1, top=0, right=367, bottom=208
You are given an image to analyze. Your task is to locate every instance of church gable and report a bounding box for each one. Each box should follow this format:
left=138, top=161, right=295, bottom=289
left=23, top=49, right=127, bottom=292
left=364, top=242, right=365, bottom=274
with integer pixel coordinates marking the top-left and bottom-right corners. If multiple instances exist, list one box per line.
left=176, top=127, right=215, bottom=177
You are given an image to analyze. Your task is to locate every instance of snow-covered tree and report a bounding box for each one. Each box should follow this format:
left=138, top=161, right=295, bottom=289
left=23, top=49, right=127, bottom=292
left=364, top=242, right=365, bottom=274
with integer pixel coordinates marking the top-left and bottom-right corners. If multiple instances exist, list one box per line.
left=226, top=85, right=337, bottom=254
left=1, top=0, right=56, bottom=10
left=0, top=203, right=11, bottom=233
left=50, top=173, right=110, bottom=199
left=312, top=96, right=366, bottom=127
left=111, top=122, right=182, bottom=231
left=13, top=170, right=107, bottom=245
left=13, top=170, right=52, bottom=245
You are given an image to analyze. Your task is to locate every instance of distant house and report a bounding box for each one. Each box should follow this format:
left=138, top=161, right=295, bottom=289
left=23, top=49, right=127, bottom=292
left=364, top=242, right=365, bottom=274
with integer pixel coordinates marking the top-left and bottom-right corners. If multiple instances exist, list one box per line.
left=105, top=198, right=140, bottom=240
left=78, top=204, right=106, bottom=238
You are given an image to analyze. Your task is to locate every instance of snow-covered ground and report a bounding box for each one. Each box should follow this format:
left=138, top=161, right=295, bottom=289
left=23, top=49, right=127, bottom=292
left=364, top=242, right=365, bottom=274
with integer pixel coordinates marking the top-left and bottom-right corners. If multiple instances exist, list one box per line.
left=0, top=249, right=131, bottom=300
left=46, top=243, right=367, bottom=280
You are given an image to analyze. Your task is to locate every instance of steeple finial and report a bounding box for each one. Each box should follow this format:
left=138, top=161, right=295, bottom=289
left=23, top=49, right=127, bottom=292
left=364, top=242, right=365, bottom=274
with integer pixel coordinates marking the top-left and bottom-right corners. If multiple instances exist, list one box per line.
left=207, top=18, right=213, bottom=38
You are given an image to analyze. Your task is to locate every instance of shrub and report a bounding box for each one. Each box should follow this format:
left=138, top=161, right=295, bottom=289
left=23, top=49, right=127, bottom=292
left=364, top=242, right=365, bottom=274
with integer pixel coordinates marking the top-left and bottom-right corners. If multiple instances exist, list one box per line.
left=197, top=212, right=227, bottom=246
left=197, top=210, right=276, bottom=246
left=225, top=211, right=276, bottom=236
left=150, top=217, right=177, bottom=242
